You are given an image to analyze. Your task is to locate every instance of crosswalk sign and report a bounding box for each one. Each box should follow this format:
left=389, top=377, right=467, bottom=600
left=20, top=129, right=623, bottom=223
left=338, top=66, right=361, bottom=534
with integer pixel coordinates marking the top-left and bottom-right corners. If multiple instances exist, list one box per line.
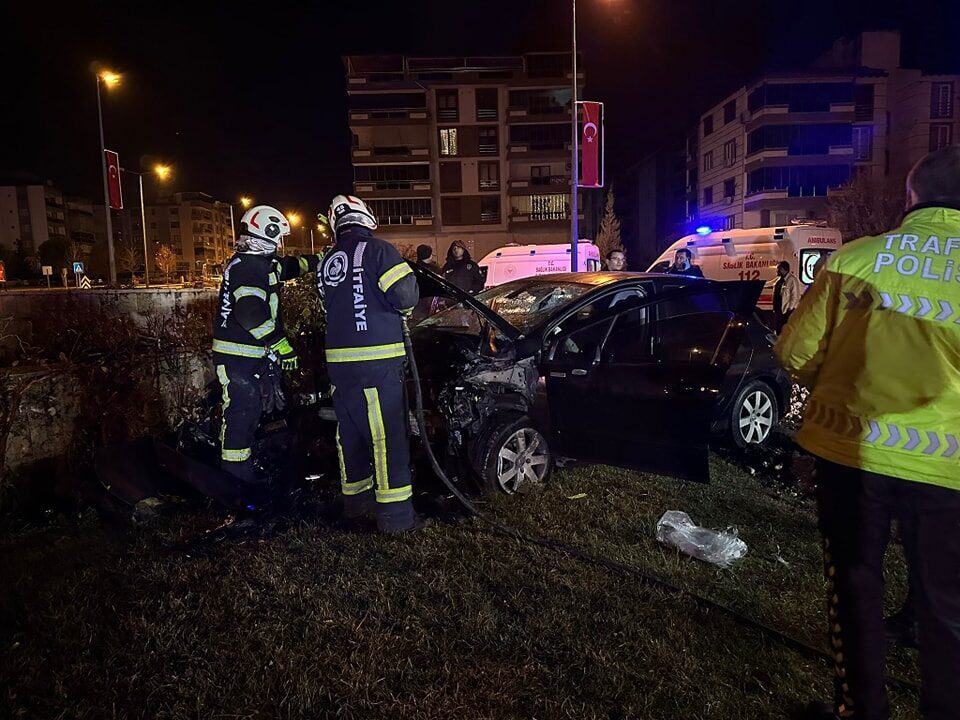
left=72, top=261, right=85, bottom=274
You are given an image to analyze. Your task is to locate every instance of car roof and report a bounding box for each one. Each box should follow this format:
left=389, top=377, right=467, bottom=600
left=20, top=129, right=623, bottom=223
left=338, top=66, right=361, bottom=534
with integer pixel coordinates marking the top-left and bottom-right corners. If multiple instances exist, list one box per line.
left=505, top=271, right=712, bottom=289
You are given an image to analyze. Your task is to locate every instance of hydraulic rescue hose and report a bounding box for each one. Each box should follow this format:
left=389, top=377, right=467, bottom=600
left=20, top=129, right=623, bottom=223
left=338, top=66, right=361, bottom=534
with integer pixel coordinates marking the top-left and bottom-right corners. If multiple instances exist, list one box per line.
left=399, top=319, right=918, bottom=694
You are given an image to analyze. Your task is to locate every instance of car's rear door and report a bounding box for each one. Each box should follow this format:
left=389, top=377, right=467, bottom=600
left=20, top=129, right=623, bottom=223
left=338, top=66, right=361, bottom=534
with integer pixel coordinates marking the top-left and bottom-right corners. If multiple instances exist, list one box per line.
left=541, top=282, right=761, bottom=481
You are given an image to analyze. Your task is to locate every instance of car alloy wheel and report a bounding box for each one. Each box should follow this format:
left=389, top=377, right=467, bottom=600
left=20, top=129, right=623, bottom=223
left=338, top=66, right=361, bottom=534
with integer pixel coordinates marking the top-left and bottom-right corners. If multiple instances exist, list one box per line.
left=738, top=389, right=774, bottom=445
left=495, top=426, right=550, bottom=494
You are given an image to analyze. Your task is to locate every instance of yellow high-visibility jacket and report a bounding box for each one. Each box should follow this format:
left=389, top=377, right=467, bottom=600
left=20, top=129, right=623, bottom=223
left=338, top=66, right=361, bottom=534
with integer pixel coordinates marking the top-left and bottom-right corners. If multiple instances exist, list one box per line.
left=775, top=205, right=960, bottom=491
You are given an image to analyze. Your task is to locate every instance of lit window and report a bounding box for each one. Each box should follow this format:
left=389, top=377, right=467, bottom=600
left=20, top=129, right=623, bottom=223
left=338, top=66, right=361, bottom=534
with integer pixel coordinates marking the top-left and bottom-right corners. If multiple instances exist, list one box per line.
left=440, top=128, right=458, bottom=156
left=723, top=140, right=737, bottom=166
left=702, top=151, right=714, bottom=171
left=853, top=126, right=873, bottom=160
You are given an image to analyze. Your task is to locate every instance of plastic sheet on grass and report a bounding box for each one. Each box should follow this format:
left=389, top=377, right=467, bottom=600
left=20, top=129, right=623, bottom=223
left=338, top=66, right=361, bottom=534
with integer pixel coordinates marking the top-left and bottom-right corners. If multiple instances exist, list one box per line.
left=655, top=510, right=748, bottom=567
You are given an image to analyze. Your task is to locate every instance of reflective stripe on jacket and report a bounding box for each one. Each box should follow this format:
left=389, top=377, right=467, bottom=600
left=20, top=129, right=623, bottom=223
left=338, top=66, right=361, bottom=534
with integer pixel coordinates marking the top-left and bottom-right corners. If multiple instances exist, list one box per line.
left=775, top=205, right=960, bottom=491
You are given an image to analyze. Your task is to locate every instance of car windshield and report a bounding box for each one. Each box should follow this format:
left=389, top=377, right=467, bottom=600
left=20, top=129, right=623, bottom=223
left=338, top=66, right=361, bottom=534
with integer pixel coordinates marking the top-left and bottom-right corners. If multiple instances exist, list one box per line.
left=418, top=279, right=593, bottom=334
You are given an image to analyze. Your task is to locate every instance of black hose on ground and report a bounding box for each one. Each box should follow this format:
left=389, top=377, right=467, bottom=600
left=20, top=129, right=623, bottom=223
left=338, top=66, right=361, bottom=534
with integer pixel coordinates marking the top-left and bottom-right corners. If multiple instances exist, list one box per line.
left=400, top=320, right=918, bottom=694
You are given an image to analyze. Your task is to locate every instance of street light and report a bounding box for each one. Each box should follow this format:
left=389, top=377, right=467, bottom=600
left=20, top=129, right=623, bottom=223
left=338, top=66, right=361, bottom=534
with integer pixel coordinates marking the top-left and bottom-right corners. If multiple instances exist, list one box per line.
left=239, top=196, right=253, bottom=209
left=94, top=66, right=122, bottom=284
left=120, top=163, right=173, bottom=287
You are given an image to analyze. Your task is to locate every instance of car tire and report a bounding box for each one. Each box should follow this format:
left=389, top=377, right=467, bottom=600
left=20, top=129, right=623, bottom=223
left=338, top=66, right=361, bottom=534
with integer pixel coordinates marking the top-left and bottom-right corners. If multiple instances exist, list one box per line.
left=729, top=380, right=779, bottom=449
left=475, top=415, right=553, bottom=495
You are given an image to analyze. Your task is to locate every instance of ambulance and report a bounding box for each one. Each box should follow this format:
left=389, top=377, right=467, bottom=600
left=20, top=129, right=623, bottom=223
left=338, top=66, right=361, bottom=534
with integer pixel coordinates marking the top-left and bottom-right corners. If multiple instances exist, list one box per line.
left=478, top=241, right=602, bottom=289
left=647, top=223, right=843, bottom=310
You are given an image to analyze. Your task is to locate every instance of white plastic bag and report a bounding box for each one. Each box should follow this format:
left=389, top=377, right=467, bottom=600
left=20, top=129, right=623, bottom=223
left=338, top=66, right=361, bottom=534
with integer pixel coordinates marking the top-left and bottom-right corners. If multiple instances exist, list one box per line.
left=655, top=510, right=747, bottom=567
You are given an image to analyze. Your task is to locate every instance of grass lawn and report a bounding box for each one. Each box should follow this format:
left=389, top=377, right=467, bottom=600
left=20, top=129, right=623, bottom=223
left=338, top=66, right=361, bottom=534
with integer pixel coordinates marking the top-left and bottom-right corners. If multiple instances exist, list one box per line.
left=0, top=454, right=920, bottom=719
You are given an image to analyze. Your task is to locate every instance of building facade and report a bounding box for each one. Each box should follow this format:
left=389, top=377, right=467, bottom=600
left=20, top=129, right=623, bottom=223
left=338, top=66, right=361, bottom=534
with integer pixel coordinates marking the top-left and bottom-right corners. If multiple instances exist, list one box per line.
left=0, top=181, right=68, bottom=258
left=695, top=31, right=958, bottom=231
left=345, top=53, right=584, bottom=261
left=141, top=192, right=235, bottom=277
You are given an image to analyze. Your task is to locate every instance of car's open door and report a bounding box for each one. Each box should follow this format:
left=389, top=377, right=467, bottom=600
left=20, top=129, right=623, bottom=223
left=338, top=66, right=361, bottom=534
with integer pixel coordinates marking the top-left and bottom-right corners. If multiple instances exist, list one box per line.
left=541, top=281, right=762, bottom=482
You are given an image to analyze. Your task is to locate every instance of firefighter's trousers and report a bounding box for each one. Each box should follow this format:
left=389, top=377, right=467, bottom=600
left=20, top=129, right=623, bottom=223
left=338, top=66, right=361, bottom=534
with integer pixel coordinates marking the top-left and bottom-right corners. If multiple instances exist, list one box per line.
left=215, top=358, right=262, bottom=483
left=329, top=359, right=415, bottom=532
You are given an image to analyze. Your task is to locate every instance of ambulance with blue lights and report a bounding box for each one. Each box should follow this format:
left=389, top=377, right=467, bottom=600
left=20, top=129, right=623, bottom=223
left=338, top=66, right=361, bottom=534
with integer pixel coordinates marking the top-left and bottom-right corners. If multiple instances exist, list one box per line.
left=478, top=241, right=602, bottom=289
left=647, top=223, right=843, bottom=310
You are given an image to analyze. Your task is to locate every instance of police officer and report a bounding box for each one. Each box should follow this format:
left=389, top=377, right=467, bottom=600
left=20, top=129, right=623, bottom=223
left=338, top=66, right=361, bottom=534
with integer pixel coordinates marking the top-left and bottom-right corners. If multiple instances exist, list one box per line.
left=776, top=146, right=960, bottom=720
left=213, top=205, right=321, bottom=485
left=318, top=195, right=424, bottom=533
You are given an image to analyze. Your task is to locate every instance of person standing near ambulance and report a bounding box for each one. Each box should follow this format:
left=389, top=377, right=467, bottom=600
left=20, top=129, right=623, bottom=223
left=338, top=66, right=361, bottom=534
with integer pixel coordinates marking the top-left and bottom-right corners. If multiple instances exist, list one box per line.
left=318, top=195, right=425, bottom=533
left=776, top=146, right=960, bottom=720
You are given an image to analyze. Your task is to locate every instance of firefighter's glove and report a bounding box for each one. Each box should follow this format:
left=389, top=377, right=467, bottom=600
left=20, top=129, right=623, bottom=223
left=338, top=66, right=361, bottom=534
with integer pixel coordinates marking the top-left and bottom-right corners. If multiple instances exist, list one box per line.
left=256, top=360, right=287, bottom=414
left=269, top=337, right=299, bottom=371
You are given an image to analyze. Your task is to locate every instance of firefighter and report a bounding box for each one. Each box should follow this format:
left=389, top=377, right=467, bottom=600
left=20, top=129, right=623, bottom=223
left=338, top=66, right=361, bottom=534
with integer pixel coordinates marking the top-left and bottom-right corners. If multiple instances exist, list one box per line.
left=213, top=205, right=321, bottom=485
left=775, top=146, right=960, bottom=719
left=317, top=195, right=425, bottom=533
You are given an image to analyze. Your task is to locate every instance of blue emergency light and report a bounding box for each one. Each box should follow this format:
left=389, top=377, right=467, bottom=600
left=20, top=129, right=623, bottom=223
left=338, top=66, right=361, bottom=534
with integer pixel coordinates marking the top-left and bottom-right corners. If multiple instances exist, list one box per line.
left=696, top=225, right=712, bottom=236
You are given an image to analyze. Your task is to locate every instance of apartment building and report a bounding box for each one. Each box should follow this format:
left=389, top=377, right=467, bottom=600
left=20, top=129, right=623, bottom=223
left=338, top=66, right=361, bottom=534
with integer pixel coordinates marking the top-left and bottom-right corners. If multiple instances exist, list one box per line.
left=695, top=31, right=958, bottom=231
left=141, top=192, right=235, bottom=276
left=0, top=180, right=68, bottom=257
left=345, top=53, right=583, bottom=260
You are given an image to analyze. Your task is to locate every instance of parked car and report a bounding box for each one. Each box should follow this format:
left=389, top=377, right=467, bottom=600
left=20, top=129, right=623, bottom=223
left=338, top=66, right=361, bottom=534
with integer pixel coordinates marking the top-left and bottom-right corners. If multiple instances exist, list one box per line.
left=409, top=266, right=790, bottom=494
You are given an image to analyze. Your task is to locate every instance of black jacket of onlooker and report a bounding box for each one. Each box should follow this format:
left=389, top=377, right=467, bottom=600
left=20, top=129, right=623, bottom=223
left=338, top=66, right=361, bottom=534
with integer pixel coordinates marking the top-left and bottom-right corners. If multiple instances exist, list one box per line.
left=442, top=243, right=484, bottom=294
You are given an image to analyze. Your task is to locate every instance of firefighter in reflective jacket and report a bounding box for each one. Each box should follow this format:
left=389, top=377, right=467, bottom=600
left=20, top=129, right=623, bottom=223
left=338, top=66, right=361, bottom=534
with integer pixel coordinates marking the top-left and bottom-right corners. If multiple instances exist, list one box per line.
left=213, top=205, right=321, bottom=484
left=775, top=147, right=960, bottom=720
left=318, top=195, right=424, bottom=533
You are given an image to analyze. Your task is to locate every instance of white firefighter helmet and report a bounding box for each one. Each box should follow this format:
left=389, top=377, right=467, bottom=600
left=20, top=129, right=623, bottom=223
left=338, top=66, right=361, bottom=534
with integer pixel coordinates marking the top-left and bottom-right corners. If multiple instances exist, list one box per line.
left=328, top=194, right=378, bottom=234
left=239, top=205, right=291, bottom=252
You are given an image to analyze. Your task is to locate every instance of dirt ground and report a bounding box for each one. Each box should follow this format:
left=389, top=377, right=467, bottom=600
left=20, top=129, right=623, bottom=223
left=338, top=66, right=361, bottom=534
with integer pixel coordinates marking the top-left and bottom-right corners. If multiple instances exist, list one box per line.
left=0, top=452, right=920, bottom=719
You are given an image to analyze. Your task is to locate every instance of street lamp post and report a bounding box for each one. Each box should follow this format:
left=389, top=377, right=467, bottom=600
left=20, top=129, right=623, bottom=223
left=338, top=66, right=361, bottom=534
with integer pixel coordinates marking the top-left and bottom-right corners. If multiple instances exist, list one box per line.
left=95, top=73, right=118, bottom=284
left=570, top=0, right=579, bottom=272
left=120, top=164, right=171, bottom=287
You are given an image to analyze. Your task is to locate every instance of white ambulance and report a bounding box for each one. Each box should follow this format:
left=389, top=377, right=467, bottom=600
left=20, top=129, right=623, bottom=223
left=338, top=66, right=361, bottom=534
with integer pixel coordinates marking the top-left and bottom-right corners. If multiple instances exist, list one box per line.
left=647, top=223, right=842, bottom=310
left=478, top=241, right=602, bottom=289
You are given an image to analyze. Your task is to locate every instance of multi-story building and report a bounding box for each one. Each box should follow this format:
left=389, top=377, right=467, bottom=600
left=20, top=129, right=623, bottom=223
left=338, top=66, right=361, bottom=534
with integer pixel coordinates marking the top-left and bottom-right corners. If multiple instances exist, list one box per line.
left=695, top=31, right=958, bottom=231
left=344, top=53, right=584, bottom=260
left=0, top=180, right=68, bottom=257
left=141, top=192, right=235, bottom=276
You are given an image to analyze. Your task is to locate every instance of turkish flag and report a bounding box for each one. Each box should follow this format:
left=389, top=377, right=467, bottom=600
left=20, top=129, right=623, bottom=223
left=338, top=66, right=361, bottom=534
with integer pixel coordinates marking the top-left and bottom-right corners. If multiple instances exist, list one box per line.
left=578, top=101, right=604, bottom=188
left=105, top=150, right=123, bottom=210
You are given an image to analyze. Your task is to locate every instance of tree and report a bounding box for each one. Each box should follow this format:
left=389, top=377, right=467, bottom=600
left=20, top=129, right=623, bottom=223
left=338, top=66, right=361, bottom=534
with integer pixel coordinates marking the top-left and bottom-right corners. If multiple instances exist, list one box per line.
left=394, top=243, right=417, bottom=261
left=38, top=238, right=70, bottom=271
left=155, top=245, right=176, bottom=281
left=118, top=240, right=142, bottom=278
left=594, top=186, right=623, bottom=263
left=827, top=170, right=905, bottom=241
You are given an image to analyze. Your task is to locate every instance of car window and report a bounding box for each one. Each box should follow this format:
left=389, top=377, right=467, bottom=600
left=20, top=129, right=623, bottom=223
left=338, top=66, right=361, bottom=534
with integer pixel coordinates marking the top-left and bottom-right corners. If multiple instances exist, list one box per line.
left=649, top=260, right=671, bottom=273
left=552, top=317, right=613, bottom=363
left=654, top=291, right=732, bottom=364
left=601, top=307, right=652, bottom=364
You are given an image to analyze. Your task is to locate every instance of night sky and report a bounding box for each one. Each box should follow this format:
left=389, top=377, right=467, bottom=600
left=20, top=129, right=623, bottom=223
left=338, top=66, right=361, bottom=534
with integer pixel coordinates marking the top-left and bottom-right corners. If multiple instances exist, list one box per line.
left=4, top=0, right=958, bottom=221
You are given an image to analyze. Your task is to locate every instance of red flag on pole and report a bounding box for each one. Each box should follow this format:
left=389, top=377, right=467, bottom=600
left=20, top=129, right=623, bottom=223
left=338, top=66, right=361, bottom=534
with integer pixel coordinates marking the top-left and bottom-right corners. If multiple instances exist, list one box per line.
left=105, top=150, right=123, bottom=210
left=578, top=101, right=604, bottom=188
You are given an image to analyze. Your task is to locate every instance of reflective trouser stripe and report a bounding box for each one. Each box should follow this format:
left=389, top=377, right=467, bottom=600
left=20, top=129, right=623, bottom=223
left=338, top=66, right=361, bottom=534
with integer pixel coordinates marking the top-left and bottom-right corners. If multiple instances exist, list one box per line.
left=217, top=365, right=229, bottom=453
left=377, top=485, right=413, bottom=503
left=216, top=365, right=253, bottom=463
left=379, top=261, right=413, bottom=292
left=364, top=387, right=388, bottom=492
left=335, top=423, right=374, bottom=495
left=233, top=285, right=266, bottom=301
left=213, top=339, right=266, bottom=358
left=807, top=399, right=959, bottom=457
left=222, top=447, right=252, bottom=462
left=326, top=342, right=406, bottom=363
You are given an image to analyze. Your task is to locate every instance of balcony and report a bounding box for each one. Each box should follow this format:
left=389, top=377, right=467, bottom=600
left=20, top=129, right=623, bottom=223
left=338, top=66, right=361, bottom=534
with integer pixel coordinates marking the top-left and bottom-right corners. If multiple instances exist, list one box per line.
left=507, top=106, right=571, bottom=124
left=353, top=180, right=432, bottom=198
left=479, top=180, right=501, bottom=191
left=352, top=146, right=430, bottom=163
left=508, top=176, right=569, bottom=194
left=508, top=142, right=571, bottom=159
left=476, top=107, right=498, bottom=121
left=349, top=109, right=430, bottom=125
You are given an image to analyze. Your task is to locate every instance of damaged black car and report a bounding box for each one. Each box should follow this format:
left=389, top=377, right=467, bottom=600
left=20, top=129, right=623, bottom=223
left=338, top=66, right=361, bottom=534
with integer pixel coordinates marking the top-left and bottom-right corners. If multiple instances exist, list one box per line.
left=405, top=266, right=790, bottom=495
